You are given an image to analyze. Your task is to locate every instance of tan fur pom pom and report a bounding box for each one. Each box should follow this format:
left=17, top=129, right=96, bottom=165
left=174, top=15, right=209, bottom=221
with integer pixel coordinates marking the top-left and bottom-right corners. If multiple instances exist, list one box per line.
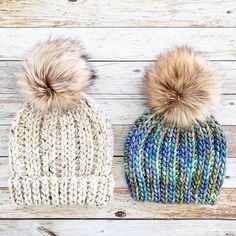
left=20, top=38, right=95, bottom=111
left=145, top=46, right=219, bottom=128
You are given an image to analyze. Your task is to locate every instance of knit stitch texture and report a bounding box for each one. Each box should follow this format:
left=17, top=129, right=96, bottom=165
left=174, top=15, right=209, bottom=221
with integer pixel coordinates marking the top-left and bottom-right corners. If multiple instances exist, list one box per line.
left=124, top=112, right=227, bottom=204
left=9, top=94, right=114, bottom=206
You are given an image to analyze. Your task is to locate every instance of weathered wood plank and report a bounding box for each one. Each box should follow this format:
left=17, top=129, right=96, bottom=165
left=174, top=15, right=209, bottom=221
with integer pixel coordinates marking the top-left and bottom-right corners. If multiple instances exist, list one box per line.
left=0, top=188, right=235, bottom=219
left=0, top=156, right=236, bottom=189
left=0, top=220, right=236, bottom=236
left=0, top=28, right=236, bottom=60
left=1, top=61, right=236, bottom=95
left=0, top=95, right=236, bottom=126
left=0, top=124, right=233, bottom=157
left=0, top=0, right=235, bottom=27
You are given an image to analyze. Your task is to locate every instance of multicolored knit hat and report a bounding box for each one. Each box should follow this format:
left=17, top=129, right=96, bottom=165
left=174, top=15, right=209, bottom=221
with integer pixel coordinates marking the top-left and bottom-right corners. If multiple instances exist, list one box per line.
left=9, top=39, right=114, bottom=206
left=124, top=47, right=227, bottom=204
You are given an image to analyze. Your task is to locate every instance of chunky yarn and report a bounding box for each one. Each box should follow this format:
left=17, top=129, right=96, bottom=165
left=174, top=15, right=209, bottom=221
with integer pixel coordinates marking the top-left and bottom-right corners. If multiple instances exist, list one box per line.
left=124, top=113, right=226, bottom=204
left=9, top=94, right=114, bottom=206
left=9, top=39, right=114, bottom=206
left=123, top=46, right=227, bottom=204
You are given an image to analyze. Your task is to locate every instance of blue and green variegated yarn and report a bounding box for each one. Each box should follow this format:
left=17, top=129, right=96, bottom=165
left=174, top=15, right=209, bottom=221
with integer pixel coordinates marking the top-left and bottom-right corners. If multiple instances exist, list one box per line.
left=124, top=113, right=227, bottom=204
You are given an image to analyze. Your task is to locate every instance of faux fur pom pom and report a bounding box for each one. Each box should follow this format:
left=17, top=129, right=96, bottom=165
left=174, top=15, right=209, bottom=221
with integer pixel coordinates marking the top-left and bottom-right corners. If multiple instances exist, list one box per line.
left=20, top=38, right=95, bottom=111
left=145, top=46, right=220, bottom=128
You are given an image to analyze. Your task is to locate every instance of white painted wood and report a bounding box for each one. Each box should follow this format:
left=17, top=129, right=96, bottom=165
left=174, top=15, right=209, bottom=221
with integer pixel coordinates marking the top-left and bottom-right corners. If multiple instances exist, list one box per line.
left=0, top=0, right=235, bottom=27
left=1, top=61, right=236, bottom=95
left=0, top=28, right=236, bottom=60
left=0, top=188, right=235, bottom=219
left=0, top=61, right=236, bottom=156
left=0, top=156, right=236, bottom=189
left=0, top=2, right=235, bottom=227
left=0, top=220, right=235, bottom=236
left=0, top=95, right=235, bottom=126
left=0, top=0, right=235, bottom=233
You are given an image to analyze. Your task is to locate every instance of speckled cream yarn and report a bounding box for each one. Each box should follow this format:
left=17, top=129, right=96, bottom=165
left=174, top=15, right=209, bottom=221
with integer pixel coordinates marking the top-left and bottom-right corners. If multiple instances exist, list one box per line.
left=9, top=38, right=115, bottom=206
left=9, top=93, right=114, bottom=206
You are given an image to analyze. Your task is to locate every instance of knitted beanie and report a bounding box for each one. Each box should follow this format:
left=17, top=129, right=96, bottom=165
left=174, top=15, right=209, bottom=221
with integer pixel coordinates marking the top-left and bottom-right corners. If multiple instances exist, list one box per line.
left=124, top=47, right=227, bottom=204
left=9, top=39, right=114, bottom=206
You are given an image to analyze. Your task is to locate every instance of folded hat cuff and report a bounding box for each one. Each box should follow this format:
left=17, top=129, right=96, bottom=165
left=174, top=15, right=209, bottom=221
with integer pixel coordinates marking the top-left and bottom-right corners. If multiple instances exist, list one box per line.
left=9, top=174, right=114, bottom=206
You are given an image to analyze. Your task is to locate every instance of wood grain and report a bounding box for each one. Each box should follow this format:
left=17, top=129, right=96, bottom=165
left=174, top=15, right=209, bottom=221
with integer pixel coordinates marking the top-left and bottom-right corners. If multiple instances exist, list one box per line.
left=1, top=61, right=236, bottom=95
left=0, top=95, right=236, bottom=125
left=0, top=188, right=235, bottom=219
left=0, top=61, right=236, bottom=155
left=0, top=0, right=235, bottom=27
left=0, top=220, right=235, bottom=236
left=0, top=0, right=236, bottom=230
left=1, top=156, right=236, bottom=189
left=0, top=28, right=236, bottom=60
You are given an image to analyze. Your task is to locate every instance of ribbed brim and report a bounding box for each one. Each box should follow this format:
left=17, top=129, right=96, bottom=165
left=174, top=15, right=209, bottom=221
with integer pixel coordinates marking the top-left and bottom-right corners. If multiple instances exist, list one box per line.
left=9, top=175, right=114, bottom=206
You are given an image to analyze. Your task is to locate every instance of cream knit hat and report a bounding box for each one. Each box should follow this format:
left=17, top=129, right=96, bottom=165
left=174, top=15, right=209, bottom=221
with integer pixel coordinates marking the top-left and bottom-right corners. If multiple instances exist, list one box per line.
left=9, top=39, right=114, bottom=206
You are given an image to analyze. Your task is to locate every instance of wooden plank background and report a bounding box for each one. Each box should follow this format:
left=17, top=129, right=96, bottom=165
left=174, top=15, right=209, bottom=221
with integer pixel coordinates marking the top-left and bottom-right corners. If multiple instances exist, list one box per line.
left=0, top=0, right=235, bottom=27
left=0, top=1, right=236, bottom=235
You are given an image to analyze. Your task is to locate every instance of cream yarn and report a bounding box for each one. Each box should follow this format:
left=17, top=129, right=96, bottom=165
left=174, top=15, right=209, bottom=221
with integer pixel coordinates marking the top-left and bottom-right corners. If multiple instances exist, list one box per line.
left=9, top=94, right=114, bottom=206
left=9, top=39, right=114, bottom=206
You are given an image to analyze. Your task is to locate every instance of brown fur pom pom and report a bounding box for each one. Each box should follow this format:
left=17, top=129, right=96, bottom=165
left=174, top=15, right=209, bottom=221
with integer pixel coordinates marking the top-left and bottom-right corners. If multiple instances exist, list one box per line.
left=20, top=38, right=95, bottom=111
left=145, top=46, right=219, bottom=128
